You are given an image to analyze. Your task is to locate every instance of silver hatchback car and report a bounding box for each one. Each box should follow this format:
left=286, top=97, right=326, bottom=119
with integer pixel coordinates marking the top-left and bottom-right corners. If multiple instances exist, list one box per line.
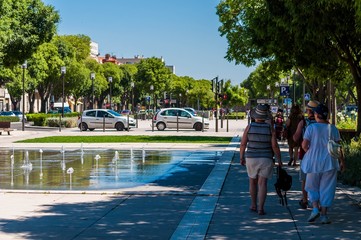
left=77, top=109, right=136, bottom=131
left=153, top=108, right=209, bottom=131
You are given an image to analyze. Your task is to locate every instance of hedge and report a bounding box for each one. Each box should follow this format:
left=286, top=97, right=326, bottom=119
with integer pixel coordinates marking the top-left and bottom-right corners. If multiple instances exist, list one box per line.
left=0, top=116, right=20, bottom=122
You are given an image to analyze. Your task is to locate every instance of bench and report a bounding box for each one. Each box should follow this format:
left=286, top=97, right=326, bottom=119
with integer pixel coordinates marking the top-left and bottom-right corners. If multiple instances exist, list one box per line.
left=0, top=122, right=14, bottom=135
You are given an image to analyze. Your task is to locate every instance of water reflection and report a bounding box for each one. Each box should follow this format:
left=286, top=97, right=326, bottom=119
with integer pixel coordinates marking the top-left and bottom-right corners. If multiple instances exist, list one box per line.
left=0, top=148, right=221, bottom=191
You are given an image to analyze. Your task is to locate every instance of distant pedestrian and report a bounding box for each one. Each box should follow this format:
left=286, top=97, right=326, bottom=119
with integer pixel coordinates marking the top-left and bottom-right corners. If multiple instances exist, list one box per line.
left=240, top=104, right=282, bottom=215
left=274, top=109, right=284, bottom=140
left=284, top=105, right=303, bottom=166
left=301, top=104, right=345, bottom=224
left=292, top=100, right=319, bottom=209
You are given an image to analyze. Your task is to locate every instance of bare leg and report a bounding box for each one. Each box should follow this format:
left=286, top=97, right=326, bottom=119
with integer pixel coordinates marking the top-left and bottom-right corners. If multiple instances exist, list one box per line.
left=288, top=146, right=293, bottom=165
left=249, top=177, right=258, bottom=210
left=293, top=147, right=299, bottom=165
left=302, top=180, right=308, bottom=203
left=320, top=206, right=328, bottom=215
left=257, top=176, right=268, bottom=214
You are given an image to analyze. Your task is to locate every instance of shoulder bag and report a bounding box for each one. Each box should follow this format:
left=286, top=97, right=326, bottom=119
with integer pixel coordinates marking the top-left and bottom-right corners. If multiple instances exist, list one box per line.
left=327, top=124, right=341, bottom=159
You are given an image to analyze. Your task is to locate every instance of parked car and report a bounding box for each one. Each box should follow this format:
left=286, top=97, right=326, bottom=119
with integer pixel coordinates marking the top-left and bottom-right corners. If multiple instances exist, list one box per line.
left=153, top=108, right=209, bottom=131
left=0, top=111, right=16, bottom=117
left=120, top=109, right=131, bottom=115
left=49, top=102, right=72, bottom=114
left=77, top=109, right=136, bottom=131
left=182, top=107, right=197, bottom=116
left=11, top=111, right=27, bottom=122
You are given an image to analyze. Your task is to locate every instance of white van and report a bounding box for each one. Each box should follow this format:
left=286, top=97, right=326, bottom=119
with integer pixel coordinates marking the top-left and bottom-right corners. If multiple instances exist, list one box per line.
left=50, top=102, right=72, bottom=113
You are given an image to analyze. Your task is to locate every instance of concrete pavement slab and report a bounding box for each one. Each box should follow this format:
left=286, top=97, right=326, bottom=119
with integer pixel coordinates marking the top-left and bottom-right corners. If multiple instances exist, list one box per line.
left=1, top=119, right=361, bottom=239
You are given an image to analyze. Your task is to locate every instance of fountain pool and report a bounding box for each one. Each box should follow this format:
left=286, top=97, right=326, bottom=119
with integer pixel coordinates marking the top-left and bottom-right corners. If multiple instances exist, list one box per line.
left=0, top=147, right=222, bottom=191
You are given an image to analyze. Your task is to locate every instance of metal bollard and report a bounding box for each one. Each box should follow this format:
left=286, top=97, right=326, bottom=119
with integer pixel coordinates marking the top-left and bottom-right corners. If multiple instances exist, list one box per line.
left=202, top=112, right=204, bottom=132
left=152, top=116, right=154, bottom=132
left=80, top=114, right=82, bottom=132
left=221, top=113, right=224, bottom=128
left=135, top=113, right=138, bottom=128
left=103, top=116, right=105, bottom=132
left=59, top=115, right=61, bottom=132
left=127, top=114, right=129, bottom=132
left=177, top=113, right=179, bottom=132
left=226, top=114, right=229, bottom=132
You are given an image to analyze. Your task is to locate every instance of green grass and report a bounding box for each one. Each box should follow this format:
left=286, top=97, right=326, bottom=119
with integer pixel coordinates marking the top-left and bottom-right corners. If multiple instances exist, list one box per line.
left=17, top=135, right=233, bottom=143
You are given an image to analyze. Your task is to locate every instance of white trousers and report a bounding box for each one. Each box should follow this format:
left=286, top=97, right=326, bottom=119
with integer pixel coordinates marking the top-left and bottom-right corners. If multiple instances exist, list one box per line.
left=305, top=169, right=337, bottom=207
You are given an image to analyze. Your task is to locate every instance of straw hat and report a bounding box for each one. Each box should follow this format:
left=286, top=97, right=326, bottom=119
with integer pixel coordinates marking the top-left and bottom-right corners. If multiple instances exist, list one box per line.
left=251, top=104, right=270, bottom=120
left=306, top=100, right=320, bottom=110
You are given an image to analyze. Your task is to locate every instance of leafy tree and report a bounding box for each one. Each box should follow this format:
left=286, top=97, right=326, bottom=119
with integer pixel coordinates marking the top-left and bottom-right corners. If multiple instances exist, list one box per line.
left=101, top=62, right=123, bottom=109
left=223, top=80, right=248, bottom=110
left=51, top=35, right=93, bottom=110
left=64, top=60, right=91, bottom=111
left=60, top=35, right=91, bottom=62
left=217, top=0, right=361, bottom=133
left=1, top=66, right=23, bottom=110
left=84, top=58, right=103, bottom=109
left=169, top=75, right=194, bottom=107
left=0, top=0, right=59, bottom=68
left=188, top=79, right=214, bottom=110
left=27, top=41, right=64, bottom=112
left=120, top=64, right=138, bottom=110
left=135, top=57, right=172, bottom=108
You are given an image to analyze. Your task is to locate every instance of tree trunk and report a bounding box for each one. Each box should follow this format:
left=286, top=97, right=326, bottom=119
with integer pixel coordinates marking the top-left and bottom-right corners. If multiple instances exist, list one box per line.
left=347, top=62, right=361, bottom=135
left=28, top=92, right=35, bottom=113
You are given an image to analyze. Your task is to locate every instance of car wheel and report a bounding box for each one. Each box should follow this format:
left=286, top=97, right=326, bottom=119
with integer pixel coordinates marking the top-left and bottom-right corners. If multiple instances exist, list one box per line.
left=80, top=122, right=88, bottom=131
left=116, top=122, right=124, bottom=131
left=194, top=122, right=202, bottom=131
left=89, top=128, right=95, bottom=131
left=156, top=122, right=166, bottom=131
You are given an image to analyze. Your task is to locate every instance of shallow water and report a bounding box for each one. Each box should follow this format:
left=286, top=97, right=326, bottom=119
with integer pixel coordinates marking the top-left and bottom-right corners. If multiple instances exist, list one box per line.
left=0, top=147, right=221, bottom=190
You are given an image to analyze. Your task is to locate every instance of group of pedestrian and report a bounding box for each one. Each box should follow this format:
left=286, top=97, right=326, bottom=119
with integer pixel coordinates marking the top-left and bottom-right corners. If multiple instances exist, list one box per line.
left=240, top=101, right=345, bottom=224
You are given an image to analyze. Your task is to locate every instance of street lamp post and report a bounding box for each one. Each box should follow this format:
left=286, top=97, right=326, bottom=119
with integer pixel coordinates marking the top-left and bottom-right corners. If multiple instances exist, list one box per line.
left=21, top=61, right=27, bottom=131
left=150, top=85, right=154, bottom=132
left=131, top=82, right=134, bottom=113
left=108, top=77, right=113, bottom=110
left=90, top=72, right=95, bottom=109
left=61, top=66, right=66, bottom=118
left=275, top=82, right=279, bottom=106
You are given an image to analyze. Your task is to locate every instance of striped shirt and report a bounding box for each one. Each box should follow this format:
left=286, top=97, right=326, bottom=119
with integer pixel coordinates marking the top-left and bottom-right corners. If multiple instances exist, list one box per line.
left=246, top=122, right=273, bottom=159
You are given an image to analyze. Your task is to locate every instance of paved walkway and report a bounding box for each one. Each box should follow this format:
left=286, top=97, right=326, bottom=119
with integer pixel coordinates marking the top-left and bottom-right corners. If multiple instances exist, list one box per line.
left=0, top=119, right=360, bottom=239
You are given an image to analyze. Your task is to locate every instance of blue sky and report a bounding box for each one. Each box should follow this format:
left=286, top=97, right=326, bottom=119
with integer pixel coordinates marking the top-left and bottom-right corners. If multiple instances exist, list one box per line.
left=42, top=0, right=255, bottom=85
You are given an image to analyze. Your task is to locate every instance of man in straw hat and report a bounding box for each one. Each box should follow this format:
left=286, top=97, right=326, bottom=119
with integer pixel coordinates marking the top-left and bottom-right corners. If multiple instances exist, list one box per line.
left=293, top=100, right=319, bottom=209
left=240, top=104, right=282, bottom=215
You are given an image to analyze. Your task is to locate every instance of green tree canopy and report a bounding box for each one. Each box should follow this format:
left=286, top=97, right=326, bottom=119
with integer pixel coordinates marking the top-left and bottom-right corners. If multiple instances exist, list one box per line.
left=0, top=0, right=59, bottom=67
left=217, top=0, right=361, bottom=133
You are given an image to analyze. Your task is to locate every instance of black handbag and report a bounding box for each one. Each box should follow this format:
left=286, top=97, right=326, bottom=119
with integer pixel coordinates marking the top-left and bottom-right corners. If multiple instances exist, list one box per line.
left=274, top=166, right=292, bottom=206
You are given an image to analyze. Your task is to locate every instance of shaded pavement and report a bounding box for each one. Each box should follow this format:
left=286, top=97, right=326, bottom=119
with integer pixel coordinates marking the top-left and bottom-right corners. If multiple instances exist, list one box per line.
left=0, top=119, right=360, bottom=239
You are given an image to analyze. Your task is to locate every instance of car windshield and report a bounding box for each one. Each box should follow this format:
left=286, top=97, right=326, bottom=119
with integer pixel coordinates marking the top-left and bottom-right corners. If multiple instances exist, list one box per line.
left=108, top=110, right=121, bottom=116
left=184, top=108, right=196, bottom=116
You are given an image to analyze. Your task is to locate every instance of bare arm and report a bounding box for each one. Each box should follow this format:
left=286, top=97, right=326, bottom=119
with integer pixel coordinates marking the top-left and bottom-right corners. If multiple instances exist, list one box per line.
left=338, top=146, right=346, bottom=172
left=293, top=120, right=304, bottom=143
left=302, top=138, right=310, bottom=152
left=271, top=130, right=283, bottom=166
left=240, top=125, right=250, bottom=166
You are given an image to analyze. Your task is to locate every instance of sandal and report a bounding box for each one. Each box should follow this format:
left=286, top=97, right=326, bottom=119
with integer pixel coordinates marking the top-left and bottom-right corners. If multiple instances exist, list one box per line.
left=288, top=159, right=293, bottom=166
left=258, top=209, right=266, bottom=215
left=249, top=206, right=257, bottom=212
left=299, top=200, right=308, bottom=209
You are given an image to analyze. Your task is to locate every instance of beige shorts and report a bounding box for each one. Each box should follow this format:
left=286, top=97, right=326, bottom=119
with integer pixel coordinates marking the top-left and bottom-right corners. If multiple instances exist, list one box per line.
left=246, top=157, right=274, bottom=179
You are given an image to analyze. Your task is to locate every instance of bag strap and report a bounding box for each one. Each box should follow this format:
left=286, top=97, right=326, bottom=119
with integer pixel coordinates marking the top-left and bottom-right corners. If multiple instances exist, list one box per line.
left=328, top=124, right=331, bottom=140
